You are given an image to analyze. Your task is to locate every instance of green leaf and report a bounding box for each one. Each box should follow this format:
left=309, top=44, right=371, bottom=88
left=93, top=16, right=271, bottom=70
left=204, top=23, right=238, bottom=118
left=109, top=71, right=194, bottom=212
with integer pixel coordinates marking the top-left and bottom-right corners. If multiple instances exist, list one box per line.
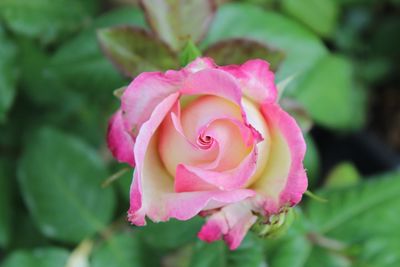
left=307, top=171, right=400, bottom=239
left=295, top=54, right=366, bottom=130
left=204, top=38, right=285, bottom=71
left=8, top=212, right=50, bottom=250
left=269, top=173, right=400, bottom=267
left=0, top=0, right=92, bottom=44
left=305, top=246, right=351, bottom=267
left=263, top=209, right=344, bottom=267
left=50, top=7, right=146, bottom=95
left=190, top=240, right=226, bottom=267
left=203, top=3, right=327, bottom=87
left=139, top=217, right=203, bottom=250
left=0, top=161, right=12, bottom=247
left=266, top=235, right=312, bottom=267
left=17, top=38, right=82, bottom=107
left=116, top=168, right=134, bottom=201
left=91, top=231, right=143, bottom=267
left=227, top=233, right=265, bottom=267
left=97, top=26, right=178, bottom=77
left=163, top=245, right=193, bottom=267
left=90, top=7, right=147, bottom=29
left=324, top=162, right=361, bottom=189
left=0, top=247, right=69, bottom=267
left=0, top=27, right=18, bottom=123
left=281, top=0, right=339, bottom=37
left=352, top=236, right=400, bottom=267
left=303, top=135, right=320, bottom=187
left=190, top=233, right=265, bottom=267
left=140, top=0, right=217, bottom=51
left=17, top=127, right=116, bottom=243
left=180, top=40, right=202, bottom=66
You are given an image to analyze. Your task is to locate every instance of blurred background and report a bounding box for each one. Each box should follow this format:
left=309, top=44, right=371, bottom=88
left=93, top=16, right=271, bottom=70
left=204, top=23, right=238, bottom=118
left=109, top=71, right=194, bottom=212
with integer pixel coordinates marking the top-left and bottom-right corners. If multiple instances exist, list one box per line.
left=0, top=0, right=399, bottom=266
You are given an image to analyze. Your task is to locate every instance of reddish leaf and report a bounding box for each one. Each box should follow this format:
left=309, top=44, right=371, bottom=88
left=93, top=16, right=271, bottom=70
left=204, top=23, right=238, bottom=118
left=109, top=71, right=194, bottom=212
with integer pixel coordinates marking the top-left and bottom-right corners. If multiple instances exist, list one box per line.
left=140, top=0, right=217, bottom=51
left=97, top=26, right=178, bottom=77
left=204, top=38, right=285, bottom=71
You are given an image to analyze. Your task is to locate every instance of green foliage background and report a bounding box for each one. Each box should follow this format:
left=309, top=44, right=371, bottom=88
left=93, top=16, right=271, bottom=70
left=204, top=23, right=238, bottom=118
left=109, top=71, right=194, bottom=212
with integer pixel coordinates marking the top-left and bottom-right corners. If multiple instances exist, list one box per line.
left=0, top=0, right=399, bottom=266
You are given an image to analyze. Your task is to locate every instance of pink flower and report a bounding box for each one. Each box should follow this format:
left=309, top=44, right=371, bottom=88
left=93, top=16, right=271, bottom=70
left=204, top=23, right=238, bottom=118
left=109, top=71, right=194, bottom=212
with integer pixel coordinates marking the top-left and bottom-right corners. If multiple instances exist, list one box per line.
left=107, top=58, right=307, bottom=249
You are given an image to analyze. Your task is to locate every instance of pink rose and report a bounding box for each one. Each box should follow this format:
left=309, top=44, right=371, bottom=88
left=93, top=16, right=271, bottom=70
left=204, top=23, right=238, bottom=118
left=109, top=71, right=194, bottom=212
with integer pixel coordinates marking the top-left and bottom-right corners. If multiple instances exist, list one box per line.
left=107, top=58, right=307, bottom=249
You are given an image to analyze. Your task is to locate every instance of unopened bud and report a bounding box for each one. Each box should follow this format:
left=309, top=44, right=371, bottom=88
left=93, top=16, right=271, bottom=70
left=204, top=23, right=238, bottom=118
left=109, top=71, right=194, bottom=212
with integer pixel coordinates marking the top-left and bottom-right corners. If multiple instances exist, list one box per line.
left=251, top=207, right=295, bottom=239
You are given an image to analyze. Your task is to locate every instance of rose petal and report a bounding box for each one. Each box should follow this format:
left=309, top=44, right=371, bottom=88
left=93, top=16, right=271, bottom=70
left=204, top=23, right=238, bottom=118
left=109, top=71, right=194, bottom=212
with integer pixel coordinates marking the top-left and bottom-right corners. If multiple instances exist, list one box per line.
left=241, top=98, right=270, bottom=186
left=200, top=119, right=254, bottom=171
left=129, top=92, right=256, bottom=225
left=130, top=137, right=256, bottom=223
left=158, top=104, right=219, bottom=178
left=175, top=145, right=257, bottom=192
left=184, top=57, right=217, bottom=73
left=121, top=71, right=183, bottom=136
left=174, top=115, right=259, bottom=192
left=251, top=103, right=307, bottom=213
left=198, top=201, right=257, bottom=250
left=128, top=93, right=180, bottom=225
left=181, top=64, right=266, bottom=150
left=181, top=68, right=243, bottom=105
left=221, top=59, right=277, bottom=104
left=181, top=95, right=243, bottom=143
left=107, top=110, right=135, bottom=166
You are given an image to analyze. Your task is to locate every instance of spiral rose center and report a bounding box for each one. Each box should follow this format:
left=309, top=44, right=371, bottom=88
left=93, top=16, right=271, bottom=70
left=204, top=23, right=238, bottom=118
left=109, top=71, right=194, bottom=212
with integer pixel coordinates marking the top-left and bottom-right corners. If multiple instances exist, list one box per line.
left=197, top=133, right=213, bottom=149
left=158, top=95, right=270, bottom=188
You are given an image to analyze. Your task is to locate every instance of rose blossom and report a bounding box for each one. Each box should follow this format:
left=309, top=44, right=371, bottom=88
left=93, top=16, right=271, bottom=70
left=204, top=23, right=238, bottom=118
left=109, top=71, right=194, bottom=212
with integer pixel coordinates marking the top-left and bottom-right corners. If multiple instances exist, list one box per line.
left=107, top=57, right=307, bottom=249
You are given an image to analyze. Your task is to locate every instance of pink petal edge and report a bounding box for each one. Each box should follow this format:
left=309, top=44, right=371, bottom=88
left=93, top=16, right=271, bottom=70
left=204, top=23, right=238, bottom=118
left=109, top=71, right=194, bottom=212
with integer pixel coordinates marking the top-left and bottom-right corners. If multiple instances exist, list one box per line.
left=260, top=102, right=308, bottom=210
left=221, top=59, right=277, bottom=104
left=107, top=110, right=135, bottom=166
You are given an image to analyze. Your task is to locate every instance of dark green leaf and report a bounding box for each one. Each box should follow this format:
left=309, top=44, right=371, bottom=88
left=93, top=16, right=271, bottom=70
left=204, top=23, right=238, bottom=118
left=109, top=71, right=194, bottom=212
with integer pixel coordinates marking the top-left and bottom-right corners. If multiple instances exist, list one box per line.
left=351, top=236, right=400, bottom=267
left=305, top=246, right=351, bottom=267
left=0, top=161, right=12, bottom=247
left=91, top=231, right=143, bottom=267
left=116, top=168, right=134, bottom=201
left=140, top=0, right=217, bottom=50
left=295, top=54, right=366, bottom=130
left=163, top=245, right=193, bottom=267
left=190, top=240, right=226, bottom=267
left=17, top=38, right=82, bottom=107
left=97, top=26, right=178, bottom=77
left=0, top=247, right=69, bottom=267
left=203, top=3, right=327, bottom=88
left=204, top=38, right=285, bottom=71
left=17, top=127, right=116, bottom=243
left=0, top=27, right=18, bottom=123
left=0, top=0, right=91, bottom=44
left=50, top=7, right=147, bottom=95
left=139, top=217, right=203, bottom=250
left=227, top=233, right=265, bottom=267
left=281, top=0, right=339, bottom=37
left=8, top=212, right=50, bottom=250
left=190, top=233, right=265, bottom=267
left=266, top=235, right=312, bottom=267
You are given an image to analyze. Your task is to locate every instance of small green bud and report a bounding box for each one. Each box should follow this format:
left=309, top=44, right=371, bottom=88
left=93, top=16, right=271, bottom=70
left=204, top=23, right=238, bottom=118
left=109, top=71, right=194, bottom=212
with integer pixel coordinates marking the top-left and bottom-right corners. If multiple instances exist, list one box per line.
left=113, top=86, right=127, bottom=99
left=252, top=207, right=295, bottom=239
left=179, top=40, right=202, bottom=66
